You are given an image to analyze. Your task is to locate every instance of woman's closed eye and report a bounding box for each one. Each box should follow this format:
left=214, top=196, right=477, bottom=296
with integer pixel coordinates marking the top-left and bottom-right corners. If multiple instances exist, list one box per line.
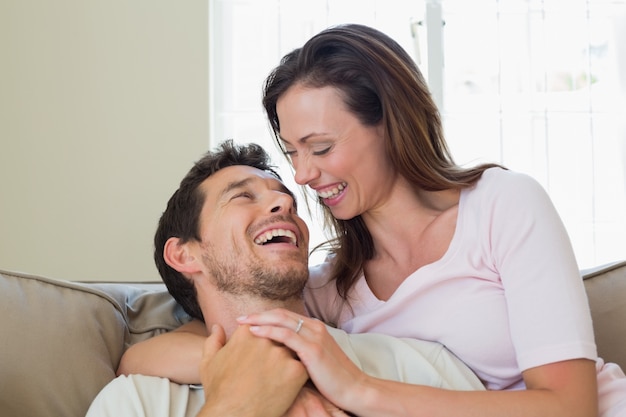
left=312, top=146, right=331, bottom=156
left=282, top=143, right=331, bottom=158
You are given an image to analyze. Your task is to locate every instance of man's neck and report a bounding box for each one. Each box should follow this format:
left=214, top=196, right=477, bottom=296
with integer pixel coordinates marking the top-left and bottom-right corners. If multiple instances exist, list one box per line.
left=197, top=285, right=307, bottom=339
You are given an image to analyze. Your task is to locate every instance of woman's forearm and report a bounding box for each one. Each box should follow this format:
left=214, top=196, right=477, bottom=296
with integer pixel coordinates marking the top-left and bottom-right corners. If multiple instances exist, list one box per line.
left=344, top=359, right=598, bottom=417
left=117, top=320, right=206, bottom=384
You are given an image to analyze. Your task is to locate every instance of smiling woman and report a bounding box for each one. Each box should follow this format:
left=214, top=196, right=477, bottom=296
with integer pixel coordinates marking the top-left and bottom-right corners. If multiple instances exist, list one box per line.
left=275, top=85, right=394, bottom=219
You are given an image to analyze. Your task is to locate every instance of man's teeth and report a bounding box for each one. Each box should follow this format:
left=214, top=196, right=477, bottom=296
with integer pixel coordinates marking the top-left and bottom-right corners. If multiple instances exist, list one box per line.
left=318, top=183, right=346, bottom=199
left=254, top=229, right=297, bottom=245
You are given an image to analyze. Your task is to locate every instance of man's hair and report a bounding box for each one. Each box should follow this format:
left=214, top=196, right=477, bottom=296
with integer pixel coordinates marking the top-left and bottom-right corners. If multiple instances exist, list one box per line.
left=154, top=140, right=281, bottom=321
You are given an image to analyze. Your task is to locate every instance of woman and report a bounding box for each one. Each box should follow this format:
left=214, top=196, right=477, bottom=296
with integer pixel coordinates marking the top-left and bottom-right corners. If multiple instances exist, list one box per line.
left=120, top=24, right=626, bottom=416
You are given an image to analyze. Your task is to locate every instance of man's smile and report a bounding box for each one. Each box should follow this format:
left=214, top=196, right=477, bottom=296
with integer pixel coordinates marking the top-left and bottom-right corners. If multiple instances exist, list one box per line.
left=253, top=228, right=298, bottom=246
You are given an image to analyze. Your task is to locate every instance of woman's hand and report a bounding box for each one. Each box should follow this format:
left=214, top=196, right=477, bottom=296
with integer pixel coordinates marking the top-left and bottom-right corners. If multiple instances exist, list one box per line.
left=238, top=309, right=368, bottom=410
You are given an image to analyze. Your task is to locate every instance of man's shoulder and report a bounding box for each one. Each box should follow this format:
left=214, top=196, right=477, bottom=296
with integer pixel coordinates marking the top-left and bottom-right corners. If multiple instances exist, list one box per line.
left=87, top=374, right=204, bottom=417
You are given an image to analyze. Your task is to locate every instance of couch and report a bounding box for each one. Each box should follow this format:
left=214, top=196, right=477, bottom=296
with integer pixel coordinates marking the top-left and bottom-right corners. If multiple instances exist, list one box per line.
left=1, top=261, right=625, bottom=417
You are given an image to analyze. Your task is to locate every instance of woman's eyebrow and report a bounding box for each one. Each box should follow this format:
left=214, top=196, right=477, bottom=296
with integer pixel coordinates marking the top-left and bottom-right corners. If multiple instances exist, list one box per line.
left=280, top=132, right=323, bottom=145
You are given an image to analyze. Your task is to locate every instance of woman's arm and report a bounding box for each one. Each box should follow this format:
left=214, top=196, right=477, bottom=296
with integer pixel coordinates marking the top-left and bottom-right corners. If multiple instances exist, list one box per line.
left=239, top=309, right=598, bottom=417
left=117, top=319, right=207, bottom=384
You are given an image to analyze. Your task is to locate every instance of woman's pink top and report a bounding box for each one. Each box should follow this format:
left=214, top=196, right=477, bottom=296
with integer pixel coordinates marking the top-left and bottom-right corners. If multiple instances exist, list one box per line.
left=304, top=168, right=626, bottom=415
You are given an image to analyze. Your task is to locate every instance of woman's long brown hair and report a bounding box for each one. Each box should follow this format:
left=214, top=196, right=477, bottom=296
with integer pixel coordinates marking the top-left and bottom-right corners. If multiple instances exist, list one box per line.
left=263, top=24, right=501, bottom=300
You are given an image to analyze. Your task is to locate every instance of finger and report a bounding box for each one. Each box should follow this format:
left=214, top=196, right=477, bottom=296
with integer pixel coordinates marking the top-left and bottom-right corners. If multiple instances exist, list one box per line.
left=237, top=308, right=293, bottom=325
left=238, top=308, right=308, bottom=331
left=203, top=324, right=226, bottom=359
left=249, top=324, right=312, bottom=355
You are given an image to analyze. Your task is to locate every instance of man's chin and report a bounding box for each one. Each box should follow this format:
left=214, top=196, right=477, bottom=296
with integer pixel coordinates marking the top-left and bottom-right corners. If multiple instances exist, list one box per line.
left=252, top=268, right=308, bottom=301
left=261, top=249, right=308, bottom=265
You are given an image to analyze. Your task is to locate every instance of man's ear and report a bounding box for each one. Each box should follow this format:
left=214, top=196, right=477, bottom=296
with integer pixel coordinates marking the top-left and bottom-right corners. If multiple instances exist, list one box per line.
left=163, top=237, right=202, bottom=274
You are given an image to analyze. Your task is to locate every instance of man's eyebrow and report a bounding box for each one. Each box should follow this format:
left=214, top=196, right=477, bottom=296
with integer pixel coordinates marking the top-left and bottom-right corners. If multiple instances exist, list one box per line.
left=220, top=177, right=254, bottom=199
left=219, top=175, right=296, bottom=203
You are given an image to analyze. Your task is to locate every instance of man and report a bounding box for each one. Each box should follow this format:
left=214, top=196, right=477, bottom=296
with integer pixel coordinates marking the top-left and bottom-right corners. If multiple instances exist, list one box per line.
left=87, top=140, right=484, bottom=417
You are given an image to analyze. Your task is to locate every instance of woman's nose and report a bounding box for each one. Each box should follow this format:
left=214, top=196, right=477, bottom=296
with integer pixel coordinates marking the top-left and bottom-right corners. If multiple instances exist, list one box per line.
left=293, top=157, right=319, bottom=185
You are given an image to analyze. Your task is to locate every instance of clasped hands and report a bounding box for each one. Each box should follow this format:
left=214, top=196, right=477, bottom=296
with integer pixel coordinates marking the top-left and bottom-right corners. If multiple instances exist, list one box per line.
left=197, top=323, right=347, bottom=417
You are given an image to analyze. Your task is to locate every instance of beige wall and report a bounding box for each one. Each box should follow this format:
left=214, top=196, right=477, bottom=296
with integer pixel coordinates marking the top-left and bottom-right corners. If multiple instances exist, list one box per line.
left=0, top=0, right=209, bottom=281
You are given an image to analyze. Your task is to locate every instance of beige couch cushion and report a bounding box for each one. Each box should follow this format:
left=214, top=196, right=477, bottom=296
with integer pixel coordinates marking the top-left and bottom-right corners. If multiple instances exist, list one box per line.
left=0, top=269, right=190, bottom=417
left=582, top=260, right=626, bottom=370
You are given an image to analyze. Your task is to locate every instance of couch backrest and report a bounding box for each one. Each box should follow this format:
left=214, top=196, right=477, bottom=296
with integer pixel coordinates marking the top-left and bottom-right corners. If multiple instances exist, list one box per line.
left=582, top=260, right=626, bottom=370
left=0, top=269, right=189, bottom=417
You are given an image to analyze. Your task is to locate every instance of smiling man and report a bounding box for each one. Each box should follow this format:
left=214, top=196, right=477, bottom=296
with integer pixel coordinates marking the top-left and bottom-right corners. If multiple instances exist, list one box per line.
left=162, top=162, right=310, bottom=339
left=86, top=140, right=484, bottom=417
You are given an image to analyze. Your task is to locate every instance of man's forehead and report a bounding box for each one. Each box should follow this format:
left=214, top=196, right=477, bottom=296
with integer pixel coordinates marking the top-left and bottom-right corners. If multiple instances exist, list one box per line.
left=201, top=165, right=289, bottom=197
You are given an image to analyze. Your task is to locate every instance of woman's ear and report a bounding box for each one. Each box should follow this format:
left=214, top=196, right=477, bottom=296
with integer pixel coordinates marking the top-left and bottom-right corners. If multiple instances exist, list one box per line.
left=163, top=237, right=201, bottom=274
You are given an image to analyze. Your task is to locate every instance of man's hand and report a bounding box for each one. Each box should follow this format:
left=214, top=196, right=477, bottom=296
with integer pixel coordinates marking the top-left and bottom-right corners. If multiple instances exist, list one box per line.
left=282, top=383, right=350, bottom=417
left=197, top=324, right=309, bottom=417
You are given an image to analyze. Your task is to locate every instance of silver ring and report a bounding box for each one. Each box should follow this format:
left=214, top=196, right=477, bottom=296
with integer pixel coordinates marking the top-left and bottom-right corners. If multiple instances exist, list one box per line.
left=294, top=318, right=304, bottom=334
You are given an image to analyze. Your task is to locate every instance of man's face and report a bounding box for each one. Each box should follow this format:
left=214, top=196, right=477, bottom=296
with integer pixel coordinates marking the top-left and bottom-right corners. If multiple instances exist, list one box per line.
left=195, top=165, right=310, bottom=300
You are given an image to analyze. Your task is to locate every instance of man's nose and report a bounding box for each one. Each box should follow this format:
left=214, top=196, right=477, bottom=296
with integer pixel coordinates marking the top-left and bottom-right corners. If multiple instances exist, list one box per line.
left=269, top=192, right=295, bottom=214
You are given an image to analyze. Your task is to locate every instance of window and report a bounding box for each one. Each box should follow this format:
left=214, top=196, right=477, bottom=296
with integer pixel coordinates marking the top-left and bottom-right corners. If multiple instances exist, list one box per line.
left=209, top=0, right=626, bottom=268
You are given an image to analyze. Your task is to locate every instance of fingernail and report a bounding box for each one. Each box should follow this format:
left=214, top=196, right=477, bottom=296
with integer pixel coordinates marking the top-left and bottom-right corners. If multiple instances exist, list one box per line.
left=236, top=315, right=248, bottom=322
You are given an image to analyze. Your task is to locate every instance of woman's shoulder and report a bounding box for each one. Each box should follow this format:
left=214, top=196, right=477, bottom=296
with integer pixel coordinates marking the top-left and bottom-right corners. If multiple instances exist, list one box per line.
left=460, top=167, right=553, bottom=225
left=305, top=256, right=346, bottom=325
left=471, top=167, right=548, bottom=200
left=479, top=166, right=541, bottom=186
left=308, top=255, right=335, bottom=287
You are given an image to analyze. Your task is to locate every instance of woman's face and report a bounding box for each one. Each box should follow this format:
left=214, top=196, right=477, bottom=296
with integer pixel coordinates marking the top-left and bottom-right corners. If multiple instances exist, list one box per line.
left=275, top=84, right=397, bottom=220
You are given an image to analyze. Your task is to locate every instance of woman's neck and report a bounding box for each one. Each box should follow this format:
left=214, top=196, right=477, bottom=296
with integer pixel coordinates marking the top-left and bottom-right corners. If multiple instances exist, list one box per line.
left=360, top=182, right=460, bottom=299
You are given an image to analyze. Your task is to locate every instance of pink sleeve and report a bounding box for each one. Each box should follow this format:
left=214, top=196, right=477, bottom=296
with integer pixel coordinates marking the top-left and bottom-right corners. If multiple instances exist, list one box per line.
left=488, top=171, right=597, bottom=370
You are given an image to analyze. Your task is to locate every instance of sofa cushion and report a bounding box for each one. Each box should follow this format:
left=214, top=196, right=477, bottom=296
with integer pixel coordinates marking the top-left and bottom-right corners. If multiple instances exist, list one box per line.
left=582, top=260, right=626, bottom=370
left=0, top=269, right=190, bottom=417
